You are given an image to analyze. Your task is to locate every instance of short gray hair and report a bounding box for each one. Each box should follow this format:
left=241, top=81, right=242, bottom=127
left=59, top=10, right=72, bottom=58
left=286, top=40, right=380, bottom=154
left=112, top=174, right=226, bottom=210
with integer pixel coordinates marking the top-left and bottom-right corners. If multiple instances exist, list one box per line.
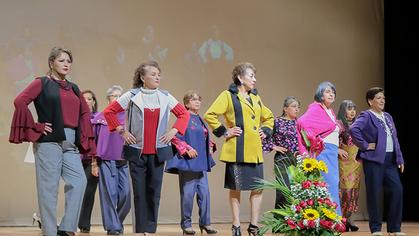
left=314, top=81, right=336, bottom=102
left=106, top=85, right=123, bottom=97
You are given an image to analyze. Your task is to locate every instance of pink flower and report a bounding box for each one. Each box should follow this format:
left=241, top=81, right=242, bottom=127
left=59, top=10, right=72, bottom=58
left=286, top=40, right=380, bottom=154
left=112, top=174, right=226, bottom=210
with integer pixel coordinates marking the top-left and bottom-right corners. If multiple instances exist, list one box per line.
left=308, top=135, right=324, bottom=155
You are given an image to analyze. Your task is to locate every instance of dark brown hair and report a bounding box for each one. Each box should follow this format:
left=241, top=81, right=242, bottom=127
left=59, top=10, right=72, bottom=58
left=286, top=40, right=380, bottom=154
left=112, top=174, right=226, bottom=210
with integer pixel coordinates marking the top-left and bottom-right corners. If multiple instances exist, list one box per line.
left=133, top=60, right=161, bottom=88
left=82, top=90, right=98, bottom=113
left=366, top=87, right=384, bottom=107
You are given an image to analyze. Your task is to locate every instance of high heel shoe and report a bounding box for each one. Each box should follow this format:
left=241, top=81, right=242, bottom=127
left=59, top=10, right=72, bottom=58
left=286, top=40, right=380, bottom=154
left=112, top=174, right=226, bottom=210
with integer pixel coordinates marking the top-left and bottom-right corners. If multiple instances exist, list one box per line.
left=346, top=222, right=359, bottom=232
left=32, top=212, right=41, bottom=229
left=183, top=227, right=196, bottom=235
left=199, top=225, right=218, bottom=234
left=232, top=225, right=241, bottom=236
left=247, top=223, right=258, bottom=236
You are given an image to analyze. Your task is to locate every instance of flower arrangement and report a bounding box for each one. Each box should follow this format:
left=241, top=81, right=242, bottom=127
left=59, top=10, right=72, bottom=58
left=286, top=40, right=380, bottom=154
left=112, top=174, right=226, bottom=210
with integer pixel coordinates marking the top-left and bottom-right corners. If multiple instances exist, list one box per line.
left=256, top=154, right=346, bottom=236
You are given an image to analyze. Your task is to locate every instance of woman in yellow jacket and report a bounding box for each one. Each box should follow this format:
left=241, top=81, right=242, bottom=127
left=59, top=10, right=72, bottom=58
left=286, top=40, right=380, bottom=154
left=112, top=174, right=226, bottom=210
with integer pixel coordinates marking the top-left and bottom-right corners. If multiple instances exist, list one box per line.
left=204, top=62, right=274, bottom=236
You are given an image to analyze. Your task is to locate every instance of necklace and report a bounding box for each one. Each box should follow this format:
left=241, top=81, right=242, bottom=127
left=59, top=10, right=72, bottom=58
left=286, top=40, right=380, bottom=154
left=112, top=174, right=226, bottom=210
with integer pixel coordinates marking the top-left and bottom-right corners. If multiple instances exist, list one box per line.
left=141, top=92, right=159, bottom=112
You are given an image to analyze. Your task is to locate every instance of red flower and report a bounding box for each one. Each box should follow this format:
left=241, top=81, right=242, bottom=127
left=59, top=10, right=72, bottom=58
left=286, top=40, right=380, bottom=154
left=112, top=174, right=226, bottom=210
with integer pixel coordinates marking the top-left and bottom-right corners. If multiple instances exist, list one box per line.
left=286, top=219, right=297, bottom=229
left=307, top=220, right=316, bottom=228
left=307, top=199, right=314, bottom=206
left=302, top=180, right=312, bottom=189
left=297, top=221, right=305, bottom=229
left=299, top=201, right=307, bottom=208
left=320, top=220, right=333, bottom=229
left=335, top=223, right=346, bottom=232
left=295, top=205, right=302, bottom=213
left=317, top=198, right=324, bottom=204
left=318, top=181, right=327, bottom=187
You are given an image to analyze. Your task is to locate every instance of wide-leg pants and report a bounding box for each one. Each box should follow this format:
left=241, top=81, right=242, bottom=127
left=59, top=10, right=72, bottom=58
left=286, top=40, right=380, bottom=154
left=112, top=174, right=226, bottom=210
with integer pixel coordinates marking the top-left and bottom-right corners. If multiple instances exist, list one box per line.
left=99, top=160, right=131, bottom=232
left=34, top=128, right=87, bottom=236
left=178, top=171, right=211, bottom=229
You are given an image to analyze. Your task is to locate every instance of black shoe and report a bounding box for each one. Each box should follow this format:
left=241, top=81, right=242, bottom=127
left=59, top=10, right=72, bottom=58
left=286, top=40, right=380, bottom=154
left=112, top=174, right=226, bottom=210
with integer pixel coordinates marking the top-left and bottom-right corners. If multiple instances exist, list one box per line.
left=199, top=225, right=218, bottom=234
left=107, top=230, right=121, bottom=235
left=347, top=222, right=359, bottom=232
left=79, top=227, right=90, bottom=233
left=183, top=227, right=196, bottom=235
left=232, top=225, right=241, bottom=236
left=247, top=224, right=258, bottom=236
left=57, top=230, right=75, bottom=236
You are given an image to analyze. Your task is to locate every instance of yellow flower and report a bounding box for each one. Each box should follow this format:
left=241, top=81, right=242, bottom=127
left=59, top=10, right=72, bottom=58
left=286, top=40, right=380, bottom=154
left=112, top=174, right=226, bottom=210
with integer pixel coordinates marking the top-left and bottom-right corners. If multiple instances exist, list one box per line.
left=303, top=209, right=320, bottom=220
left=302, top=158, right=317, bottom=172
left=322, top=208, right=338, bottom=220
left=317, top=160, right=328, bottom=173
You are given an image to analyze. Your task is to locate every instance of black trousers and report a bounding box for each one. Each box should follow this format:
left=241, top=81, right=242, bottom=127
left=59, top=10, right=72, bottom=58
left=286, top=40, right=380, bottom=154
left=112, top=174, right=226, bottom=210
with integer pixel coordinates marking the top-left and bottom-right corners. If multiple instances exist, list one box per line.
left=363, top=152, right=403, bottom=233
left=273, top=152, right=294, bottom=209
left=129, top=154, right=165, bottom=233
left=78, top=161, right=99, bottom=230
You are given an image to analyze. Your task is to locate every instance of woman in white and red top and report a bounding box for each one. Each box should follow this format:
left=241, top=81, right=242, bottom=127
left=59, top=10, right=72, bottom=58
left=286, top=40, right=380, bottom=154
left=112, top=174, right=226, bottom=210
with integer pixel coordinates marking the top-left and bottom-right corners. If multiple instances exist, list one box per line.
left=104, top=60, right=189, bottom=235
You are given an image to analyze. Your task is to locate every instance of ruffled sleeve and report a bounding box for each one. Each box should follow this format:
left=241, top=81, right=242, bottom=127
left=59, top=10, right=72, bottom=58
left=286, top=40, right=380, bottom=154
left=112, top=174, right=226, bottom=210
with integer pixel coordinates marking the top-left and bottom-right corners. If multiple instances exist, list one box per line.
left=9, top=79, right=45, bottom=143
left=78, top=94, right=96, bottom=155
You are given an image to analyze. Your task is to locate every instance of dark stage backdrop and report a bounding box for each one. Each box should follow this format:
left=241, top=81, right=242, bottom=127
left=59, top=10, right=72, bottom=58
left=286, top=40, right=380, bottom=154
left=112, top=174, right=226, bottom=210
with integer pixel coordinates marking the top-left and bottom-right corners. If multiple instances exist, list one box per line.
left=384, top=1, right=418, bottom=221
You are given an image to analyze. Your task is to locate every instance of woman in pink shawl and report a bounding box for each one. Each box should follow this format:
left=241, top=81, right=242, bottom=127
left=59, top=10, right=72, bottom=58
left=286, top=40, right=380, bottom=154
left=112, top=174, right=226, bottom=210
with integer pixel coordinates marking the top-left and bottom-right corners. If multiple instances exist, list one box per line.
left=297, top=81, right=342, bottom=216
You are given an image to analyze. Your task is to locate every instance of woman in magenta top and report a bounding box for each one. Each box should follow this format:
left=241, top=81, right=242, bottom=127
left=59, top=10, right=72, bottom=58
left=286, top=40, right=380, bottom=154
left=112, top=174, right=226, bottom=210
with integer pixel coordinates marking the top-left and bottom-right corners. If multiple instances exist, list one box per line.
left=9, top=47, right=95, bottom=236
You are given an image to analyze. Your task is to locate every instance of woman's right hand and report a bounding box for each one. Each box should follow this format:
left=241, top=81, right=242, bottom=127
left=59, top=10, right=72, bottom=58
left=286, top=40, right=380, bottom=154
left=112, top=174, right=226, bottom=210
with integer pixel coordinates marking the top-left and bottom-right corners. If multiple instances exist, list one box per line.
left=43, top=123, right=53, bottom=135
left=273, top=146, right=287, bottom=154
left=367, top=143, right=376, bottom=150
left=225, top=126, right=242, bottom=139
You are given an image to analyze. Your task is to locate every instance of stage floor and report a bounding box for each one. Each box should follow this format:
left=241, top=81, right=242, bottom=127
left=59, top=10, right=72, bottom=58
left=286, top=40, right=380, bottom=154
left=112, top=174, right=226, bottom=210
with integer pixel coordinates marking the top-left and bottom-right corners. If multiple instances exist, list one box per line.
left=0, top=221, right=418, bottom=235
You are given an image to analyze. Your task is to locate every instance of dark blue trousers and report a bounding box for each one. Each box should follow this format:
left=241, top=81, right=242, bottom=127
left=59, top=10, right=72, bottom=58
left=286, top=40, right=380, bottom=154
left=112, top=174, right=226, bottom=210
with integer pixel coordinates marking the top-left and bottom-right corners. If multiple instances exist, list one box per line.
left=178, top=171, right=211, bottom=229
left=99, top=160, right=131, bottom=232
left=363, top=152, right=403, bottom=233
left=129, top=154, right=165, bottom=233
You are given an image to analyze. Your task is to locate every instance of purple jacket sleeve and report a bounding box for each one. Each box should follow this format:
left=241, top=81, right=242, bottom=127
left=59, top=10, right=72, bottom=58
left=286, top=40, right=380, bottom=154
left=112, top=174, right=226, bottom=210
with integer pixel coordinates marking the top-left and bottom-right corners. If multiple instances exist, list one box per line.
left=349, top=111, right=370, bottom=151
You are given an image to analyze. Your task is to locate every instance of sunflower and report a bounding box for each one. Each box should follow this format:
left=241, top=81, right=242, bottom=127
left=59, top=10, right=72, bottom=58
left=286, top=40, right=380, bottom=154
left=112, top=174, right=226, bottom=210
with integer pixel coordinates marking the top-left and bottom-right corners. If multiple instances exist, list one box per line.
left=303, top=209, right=320, bottom=220
left=322, top=208, right=338, bottom=220
left=302, top=158, right=317, bottom=172
left=317, top=160, right=328, bottom=173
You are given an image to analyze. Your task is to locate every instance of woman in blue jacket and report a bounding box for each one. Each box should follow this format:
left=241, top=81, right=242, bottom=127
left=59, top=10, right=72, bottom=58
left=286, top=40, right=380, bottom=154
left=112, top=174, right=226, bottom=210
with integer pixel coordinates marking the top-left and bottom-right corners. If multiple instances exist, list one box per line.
left=166, top=90, right=217, bottom=235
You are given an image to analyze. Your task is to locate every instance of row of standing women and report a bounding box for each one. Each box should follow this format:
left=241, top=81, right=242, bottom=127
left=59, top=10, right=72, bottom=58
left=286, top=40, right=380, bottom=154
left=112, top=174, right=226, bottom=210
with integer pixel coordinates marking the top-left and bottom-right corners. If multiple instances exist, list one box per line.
left=9, top=47, right=406, bottom=236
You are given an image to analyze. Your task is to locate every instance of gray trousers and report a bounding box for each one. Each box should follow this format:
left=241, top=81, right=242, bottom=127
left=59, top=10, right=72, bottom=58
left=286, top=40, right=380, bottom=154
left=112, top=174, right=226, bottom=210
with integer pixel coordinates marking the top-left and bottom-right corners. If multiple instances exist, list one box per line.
left=34, top=128, right=87, bottom=236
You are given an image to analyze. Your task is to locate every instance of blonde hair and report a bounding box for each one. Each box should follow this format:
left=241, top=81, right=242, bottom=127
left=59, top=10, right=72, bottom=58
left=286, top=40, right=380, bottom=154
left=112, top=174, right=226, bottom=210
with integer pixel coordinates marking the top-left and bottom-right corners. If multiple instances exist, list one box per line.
left=47, top=47, right=73, bottom=75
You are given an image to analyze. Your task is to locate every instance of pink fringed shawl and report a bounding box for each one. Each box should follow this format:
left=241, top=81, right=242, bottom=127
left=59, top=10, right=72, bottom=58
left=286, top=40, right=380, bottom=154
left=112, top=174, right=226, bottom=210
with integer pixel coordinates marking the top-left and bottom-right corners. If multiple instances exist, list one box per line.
left=297, top=102, right=337, bottom=155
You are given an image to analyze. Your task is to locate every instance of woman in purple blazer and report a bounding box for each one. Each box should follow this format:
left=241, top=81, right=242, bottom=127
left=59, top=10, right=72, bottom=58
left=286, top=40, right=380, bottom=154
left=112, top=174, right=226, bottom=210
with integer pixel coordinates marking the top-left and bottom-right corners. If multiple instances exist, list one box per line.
left=350, top=87, right=405, bottom=236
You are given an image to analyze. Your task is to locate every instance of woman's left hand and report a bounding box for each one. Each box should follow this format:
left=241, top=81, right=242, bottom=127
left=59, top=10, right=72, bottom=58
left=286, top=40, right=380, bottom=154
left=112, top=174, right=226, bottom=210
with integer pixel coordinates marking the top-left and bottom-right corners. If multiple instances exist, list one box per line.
left=259, top=129, right=266, bottom=139
left=398, top=164, right=405, bottom=173
left=160, top=128, right=178, bottom=144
